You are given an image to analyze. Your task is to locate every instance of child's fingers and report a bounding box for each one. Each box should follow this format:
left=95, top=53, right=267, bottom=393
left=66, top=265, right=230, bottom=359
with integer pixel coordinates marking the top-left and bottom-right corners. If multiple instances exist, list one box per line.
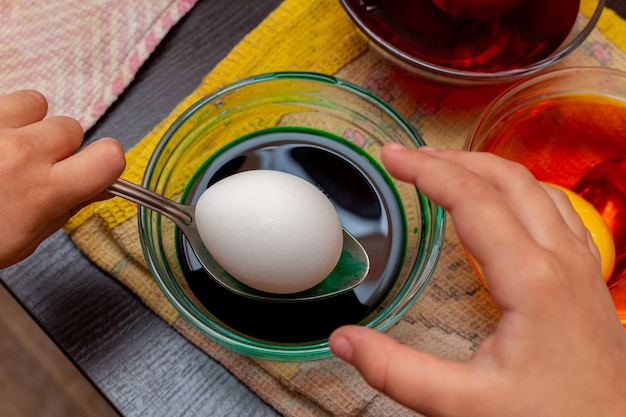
left=383, top=145, right=536, bottom=278
left=49, top=138, right=126, bottom=210
left=18, top=116, right=85, bottom=161
left=411, top=150, right=584, bottom=254
left=381, top=145, right=597, bottom=309
left=0, top=90, right=48, bottom=128
left=330, top=325, right=482, bottom=416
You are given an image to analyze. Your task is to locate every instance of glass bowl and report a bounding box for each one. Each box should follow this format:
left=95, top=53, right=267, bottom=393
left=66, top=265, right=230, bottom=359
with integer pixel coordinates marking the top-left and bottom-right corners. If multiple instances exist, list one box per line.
left=339, top=0, right=605, bottom=86
left=465, top=67, right=626, bottom=327
left=138, top=72, right=446, bottom=361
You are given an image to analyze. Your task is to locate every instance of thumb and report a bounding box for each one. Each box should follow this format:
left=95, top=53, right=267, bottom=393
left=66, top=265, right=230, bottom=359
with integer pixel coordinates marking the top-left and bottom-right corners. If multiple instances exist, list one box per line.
left=330, top=325, right=477, bottom=416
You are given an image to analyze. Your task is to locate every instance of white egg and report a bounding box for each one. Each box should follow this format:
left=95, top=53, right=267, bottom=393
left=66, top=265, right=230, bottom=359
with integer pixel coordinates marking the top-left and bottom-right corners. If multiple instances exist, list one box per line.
left=194, top=170, right=343, bottom=294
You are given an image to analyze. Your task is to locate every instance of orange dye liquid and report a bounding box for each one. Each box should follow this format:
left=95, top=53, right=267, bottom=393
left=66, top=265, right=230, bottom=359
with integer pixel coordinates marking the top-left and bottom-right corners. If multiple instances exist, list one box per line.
left=477, top=95, right=626, bottom=326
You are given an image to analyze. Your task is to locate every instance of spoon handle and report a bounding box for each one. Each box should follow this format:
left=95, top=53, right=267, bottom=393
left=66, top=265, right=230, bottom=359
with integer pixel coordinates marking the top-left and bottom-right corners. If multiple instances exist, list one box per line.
left=107, top=179, right=194, bottom=226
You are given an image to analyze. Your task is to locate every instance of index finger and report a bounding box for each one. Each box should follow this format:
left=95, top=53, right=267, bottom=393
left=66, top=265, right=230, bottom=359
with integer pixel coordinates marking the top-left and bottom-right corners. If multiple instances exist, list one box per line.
left=0, top=90, right=48, bottom=128
left=381, top=144, right=547, bottom=308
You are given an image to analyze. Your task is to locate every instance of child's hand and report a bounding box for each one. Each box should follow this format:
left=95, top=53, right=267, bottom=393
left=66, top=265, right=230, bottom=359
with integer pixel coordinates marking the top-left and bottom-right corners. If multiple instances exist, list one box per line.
left=330, top=144, right=626, bottom=417
left=0, top=90, right=126, bottom=268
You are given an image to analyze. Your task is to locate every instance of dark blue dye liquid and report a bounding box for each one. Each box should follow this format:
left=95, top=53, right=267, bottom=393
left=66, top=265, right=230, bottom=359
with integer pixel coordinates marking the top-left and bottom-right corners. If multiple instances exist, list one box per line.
left=178, top=128, right=406, bottom=343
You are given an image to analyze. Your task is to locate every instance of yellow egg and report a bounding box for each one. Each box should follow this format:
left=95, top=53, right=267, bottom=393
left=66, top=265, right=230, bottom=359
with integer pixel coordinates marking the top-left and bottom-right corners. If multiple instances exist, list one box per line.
left=548, top=184, right=616, bottom=282
left=467, top=183, right=617, bottom=286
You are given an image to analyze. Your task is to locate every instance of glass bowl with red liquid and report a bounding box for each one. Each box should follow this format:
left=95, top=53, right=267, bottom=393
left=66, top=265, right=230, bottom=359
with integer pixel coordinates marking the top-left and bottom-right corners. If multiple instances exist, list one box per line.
left=465, top=67, right=626, bottom=327
left=339, top=0, right=605, bottom=86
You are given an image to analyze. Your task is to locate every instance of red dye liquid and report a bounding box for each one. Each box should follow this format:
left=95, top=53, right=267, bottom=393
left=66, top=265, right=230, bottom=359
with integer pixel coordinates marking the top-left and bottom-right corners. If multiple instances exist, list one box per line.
left=347, top=0, right=579, bottom=72
left=476, top=95, right=626, bottom=326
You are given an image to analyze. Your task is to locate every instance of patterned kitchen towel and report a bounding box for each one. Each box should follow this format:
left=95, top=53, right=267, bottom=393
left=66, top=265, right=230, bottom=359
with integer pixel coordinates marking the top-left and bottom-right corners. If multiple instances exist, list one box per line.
left=65, top=0, right=626, bottom=416
left=0, top=0, right=197, bottom=130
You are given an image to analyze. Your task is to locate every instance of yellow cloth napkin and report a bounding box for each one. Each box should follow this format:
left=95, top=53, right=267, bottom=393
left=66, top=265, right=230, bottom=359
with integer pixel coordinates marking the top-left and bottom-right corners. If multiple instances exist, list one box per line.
left=65, top=1, right=626, bottom=415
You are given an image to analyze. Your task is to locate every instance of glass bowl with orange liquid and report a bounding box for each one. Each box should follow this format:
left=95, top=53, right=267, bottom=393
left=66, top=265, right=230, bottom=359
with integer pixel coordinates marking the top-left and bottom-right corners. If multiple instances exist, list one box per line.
left=465, top=67, right=626, bottom=327
left=339, top=0, right=605, bottom=86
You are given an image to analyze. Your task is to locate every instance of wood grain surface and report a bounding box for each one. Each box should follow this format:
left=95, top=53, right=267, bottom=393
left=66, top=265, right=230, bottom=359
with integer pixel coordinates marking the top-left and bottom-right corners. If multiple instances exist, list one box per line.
left=0, top=1, right=624, bottom=416
left=0, top=285, right=120, bottom=417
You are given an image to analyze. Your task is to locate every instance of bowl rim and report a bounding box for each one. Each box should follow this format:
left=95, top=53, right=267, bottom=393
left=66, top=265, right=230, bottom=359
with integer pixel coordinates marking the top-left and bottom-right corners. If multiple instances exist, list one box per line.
left=338, top=0, right=606, bottom=83
left=464, top=66, right=626, bottom=150
left=138, top=71, right=447, bottom=361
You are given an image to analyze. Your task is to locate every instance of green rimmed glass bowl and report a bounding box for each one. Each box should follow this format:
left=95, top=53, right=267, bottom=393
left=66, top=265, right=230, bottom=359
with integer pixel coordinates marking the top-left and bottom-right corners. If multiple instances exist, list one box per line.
left=138, top=72, right=445, bottom=361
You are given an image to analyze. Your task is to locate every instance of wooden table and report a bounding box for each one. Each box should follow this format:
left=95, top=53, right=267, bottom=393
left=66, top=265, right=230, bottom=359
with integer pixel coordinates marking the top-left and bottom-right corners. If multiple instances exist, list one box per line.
left=2, top=1, right=624, bottom=416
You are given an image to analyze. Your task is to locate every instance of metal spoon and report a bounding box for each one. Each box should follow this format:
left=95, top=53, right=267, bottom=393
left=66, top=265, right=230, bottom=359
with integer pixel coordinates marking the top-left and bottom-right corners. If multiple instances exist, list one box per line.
left=107, top=178, right=370, bottom=302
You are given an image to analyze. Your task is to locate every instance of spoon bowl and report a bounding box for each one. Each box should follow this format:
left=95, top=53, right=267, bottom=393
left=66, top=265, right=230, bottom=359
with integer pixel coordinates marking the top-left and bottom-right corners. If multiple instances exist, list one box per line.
left=107, top=178, right=370, bottom=302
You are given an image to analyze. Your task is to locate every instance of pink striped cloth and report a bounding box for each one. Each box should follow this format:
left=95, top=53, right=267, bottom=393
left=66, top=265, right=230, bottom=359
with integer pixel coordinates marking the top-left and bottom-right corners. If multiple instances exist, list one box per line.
left=0, top=0, right=198, bottom=130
